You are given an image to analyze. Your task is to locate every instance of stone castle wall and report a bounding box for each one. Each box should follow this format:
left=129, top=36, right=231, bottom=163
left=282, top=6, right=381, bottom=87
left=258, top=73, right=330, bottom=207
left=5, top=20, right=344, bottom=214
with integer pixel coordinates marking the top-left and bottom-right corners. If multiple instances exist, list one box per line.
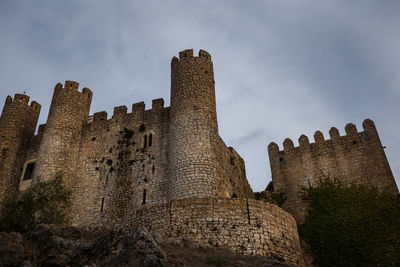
left=268, top=119, right=398, bottom=222
left=133, top=198, right=304, bottom=266
left=70, top=100, right=171, bottom=227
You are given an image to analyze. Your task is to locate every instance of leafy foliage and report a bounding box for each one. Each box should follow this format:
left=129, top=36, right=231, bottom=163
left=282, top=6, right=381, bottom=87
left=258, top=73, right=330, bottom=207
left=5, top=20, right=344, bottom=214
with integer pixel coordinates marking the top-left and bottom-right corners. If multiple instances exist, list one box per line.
left=298, top=178, right=400, bottom=266
left=0, top=173, right=71, bottom=232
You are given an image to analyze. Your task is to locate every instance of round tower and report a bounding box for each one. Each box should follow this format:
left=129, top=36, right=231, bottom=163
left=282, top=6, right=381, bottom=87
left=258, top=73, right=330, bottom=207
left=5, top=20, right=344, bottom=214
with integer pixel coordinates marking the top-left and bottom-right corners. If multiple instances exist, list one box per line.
left=168, top=49, right=223, bottom=199
left=0, top=94, right=41, bottom=205
left=33, top=81, right=92, bottom=190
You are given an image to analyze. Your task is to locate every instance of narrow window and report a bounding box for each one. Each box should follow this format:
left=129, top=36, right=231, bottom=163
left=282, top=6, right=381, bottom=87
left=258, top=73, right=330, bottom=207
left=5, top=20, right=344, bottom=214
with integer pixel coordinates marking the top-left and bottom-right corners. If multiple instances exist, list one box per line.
left=144, top=135, right=147, bottom=147
left=23, top=162, right=36, bottom=180
left=101, top=197, right=104, bottom=213
left=142, top=189, right=146, bottom=204
left=152, top=164, right=155, bottom=175
left=149, top=134, right=153, bottom=147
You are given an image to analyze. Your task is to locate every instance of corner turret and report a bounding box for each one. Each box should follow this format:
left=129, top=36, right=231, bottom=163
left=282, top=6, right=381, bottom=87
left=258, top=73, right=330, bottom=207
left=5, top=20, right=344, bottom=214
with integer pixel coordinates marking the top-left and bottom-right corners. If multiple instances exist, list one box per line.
left=33, top=81, right=92, bottom=189
left=0, top=94, right=41, bottom=207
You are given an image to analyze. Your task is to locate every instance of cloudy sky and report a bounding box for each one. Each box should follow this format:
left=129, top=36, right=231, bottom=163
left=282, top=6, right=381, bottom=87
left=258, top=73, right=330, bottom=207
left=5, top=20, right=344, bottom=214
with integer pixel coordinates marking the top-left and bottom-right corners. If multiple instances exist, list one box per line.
left=0, top=0, right=399, bottom=191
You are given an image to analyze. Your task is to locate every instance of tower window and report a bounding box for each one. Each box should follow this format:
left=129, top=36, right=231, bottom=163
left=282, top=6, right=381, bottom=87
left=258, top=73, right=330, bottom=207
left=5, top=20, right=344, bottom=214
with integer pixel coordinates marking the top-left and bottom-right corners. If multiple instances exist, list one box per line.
left=142, top=189, right=147, bottom=204
left=149, top=134, right=153, bottom=147
left=144, top=135, right=147, bottom=147
left=23, top=162, right=36, bottom=180
left=101, top=197, right=104, bottom=213
left=152, top=164, right=155, bottom=175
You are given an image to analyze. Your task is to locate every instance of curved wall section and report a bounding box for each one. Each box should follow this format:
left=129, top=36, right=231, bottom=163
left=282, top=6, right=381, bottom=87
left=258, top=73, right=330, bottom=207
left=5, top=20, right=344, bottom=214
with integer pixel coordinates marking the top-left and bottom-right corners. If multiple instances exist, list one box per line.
left=168, top=49, right=225, bottom=199
left=133, top=198, right=304, bottom=266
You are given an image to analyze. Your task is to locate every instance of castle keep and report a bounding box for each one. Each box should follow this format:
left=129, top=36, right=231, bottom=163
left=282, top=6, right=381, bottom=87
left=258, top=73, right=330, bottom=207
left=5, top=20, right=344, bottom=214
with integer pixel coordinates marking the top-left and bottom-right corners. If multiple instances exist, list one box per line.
left=0, top=49, right=304, bottom=265
left=268, top=120, right=398, bottom=222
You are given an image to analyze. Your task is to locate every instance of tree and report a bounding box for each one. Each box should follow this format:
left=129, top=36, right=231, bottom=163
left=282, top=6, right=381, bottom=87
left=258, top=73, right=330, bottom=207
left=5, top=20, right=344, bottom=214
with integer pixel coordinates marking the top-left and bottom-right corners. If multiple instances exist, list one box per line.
left=0, top=173, right=71, bottom=232
left=298, top=178, right=400, bottom=266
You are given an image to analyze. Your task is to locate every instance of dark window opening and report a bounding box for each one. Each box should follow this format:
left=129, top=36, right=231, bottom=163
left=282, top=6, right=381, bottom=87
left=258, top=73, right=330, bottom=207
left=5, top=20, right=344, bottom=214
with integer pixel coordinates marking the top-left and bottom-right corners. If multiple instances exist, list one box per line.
left=101, top=197, right=104, bottom=213
left=142, top=189, right=147, bottom=204
left=266, top=181, right=274, bottom=192
left=144, top=135, right=147, bottom=147
left=152, top=164, right=155, bottom=175
left=149, top=134, right=153, bottom=147
left=23, top=162, right=36, bottom=180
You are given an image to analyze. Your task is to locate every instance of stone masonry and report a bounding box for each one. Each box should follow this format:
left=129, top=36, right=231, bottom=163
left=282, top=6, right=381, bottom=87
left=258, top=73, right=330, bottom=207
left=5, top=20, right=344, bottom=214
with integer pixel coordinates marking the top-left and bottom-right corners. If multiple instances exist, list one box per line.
left=268, top=119, right=398, bottom=222
left=134, top=198, right=304, bottom=265
left=0, top=49, right=306, bottom=263
left=2, top=48, right=399, bottom=264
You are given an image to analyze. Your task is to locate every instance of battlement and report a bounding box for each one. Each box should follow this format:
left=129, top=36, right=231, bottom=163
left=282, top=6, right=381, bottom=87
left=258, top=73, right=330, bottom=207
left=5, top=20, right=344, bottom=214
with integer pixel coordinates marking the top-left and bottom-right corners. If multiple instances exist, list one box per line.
left=172, top=49, right=212, bottom=65
left=90, top=98, right=168, bottom=124
left=4, top=94, right=41, bottom=112
left=152, top=98, right=164, bottom=109
left=54, top=81, right=93, bottom=98
left=268, top=119, right=379, bottom=156
left=268, top=118, right=397, bottom=222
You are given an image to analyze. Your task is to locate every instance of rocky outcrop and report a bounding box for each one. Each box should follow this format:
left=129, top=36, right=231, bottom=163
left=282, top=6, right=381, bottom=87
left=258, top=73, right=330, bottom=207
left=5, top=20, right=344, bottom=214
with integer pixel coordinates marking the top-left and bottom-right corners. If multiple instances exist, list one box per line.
left=0, top=225, right=166, bottom=267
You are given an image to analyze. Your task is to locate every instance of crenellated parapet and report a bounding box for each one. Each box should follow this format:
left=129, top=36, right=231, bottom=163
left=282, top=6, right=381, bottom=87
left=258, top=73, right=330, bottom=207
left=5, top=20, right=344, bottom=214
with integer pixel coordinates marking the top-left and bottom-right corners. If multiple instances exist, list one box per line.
left=89, top=98, right=168, bottom=127
left=3, top=94, right=41, bottom=114
left=268, top=119, right=398, bottom=222
left=268, top=119, right=381, bottom=160
left=55, top=80, right=93, bottom=98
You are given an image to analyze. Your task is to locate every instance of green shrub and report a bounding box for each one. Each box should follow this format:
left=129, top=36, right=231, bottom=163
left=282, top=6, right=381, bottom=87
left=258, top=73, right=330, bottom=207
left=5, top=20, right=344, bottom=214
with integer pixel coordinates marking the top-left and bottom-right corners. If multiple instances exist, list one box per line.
left=0, top=173, right=71, bottom=232
left=298, top=178, right=400, bottom=266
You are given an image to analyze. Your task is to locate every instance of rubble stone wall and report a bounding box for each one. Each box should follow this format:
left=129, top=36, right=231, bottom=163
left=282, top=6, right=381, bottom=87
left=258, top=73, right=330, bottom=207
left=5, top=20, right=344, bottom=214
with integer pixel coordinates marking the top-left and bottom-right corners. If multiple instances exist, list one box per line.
left=134, top=198, right=304, bottom=266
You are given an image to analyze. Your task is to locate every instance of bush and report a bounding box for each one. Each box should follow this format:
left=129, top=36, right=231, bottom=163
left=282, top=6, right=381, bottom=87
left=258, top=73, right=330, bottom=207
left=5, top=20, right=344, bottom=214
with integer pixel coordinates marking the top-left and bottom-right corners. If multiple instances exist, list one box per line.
left=298, top=178, right=400, bottom=266
left=0, top=173, right=71, bottom=232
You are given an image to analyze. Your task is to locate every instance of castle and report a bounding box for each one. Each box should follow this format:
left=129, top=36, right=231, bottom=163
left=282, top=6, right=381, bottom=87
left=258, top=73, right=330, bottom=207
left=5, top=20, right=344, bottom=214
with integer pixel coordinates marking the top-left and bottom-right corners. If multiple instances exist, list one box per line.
left=0, top=49, right=303, bottom=265
left=0, top=49, right=398, bottom=265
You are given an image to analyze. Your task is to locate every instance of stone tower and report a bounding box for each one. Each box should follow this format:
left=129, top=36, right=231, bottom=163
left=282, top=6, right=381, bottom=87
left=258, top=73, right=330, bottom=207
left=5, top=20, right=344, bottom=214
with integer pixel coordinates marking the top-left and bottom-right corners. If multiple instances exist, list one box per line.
left=0, top=94, right=41, bottom=206
left=268, top=119, right=398, bottom=222
left=168, top=49, right=223, bottom=199
left=32, top=81, right=92, bottom=189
